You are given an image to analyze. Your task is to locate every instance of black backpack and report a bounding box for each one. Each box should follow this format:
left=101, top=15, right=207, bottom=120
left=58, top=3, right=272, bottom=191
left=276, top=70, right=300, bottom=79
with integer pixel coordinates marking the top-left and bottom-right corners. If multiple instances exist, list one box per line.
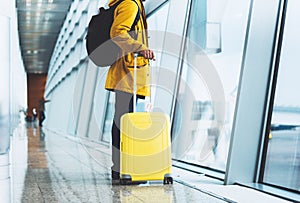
left=86, top=0, right=140, bottom=67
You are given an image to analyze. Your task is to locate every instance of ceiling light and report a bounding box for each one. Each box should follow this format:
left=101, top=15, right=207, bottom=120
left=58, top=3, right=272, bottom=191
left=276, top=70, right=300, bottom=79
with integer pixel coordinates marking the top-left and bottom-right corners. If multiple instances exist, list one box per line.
left=48, top=0, right=54, bottom=3
left=26, top=50, right=32, bottom=54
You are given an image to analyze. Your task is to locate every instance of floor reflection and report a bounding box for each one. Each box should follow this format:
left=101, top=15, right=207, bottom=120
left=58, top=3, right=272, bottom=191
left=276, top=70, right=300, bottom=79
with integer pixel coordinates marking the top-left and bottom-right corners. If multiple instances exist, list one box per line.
left=20, top=124, right=57, bottom=202
left=10, top=123, right=228, bottom=202
left=117, top=185, right=174, bottom=202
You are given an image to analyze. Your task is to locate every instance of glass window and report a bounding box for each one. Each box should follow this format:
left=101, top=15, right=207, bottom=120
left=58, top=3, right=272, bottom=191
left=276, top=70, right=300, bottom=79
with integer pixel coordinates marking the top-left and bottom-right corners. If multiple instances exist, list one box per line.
left=263, top=0, right=300, bottom=192
left=89, top=70, right=109, bottom=141
left=139, top=2, right=170, bottom=110
left=147, top=2, right=170, bottom=67
left=102, top=92, right=115, bottom=143
left=172, top=0, right=251, bottom=171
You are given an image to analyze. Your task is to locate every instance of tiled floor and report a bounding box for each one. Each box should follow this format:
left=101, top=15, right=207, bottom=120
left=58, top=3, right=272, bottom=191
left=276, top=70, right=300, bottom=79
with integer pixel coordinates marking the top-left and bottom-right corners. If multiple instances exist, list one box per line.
left=3, top=123, right=293, bottom=202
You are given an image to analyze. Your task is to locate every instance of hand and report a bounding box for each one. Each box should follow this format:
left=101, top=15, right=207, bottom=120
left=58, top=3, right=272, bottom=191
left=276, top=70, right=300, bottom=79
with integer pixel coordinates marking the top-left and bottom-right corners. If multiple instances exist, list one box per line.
left=138, top=50, right=155, bottom=60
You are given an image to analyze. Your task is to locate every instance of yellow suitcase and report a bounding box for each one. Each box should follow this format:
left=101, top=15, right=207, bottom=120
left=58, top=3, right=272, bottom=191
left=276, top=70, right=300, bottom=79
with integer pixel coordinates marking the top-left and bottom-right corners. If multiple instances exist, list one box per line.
left=119, top=53, right=173, bottom=185
left=120, top=112, right=172, bottom=184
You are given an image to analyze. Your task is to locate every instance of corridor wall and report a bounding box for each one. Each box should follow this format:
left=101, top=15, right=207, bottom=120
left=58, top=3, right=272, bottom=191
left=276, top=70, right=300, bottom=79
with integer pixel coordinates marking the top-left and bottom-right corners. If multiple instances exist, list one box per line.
left=0, top=2, right=27, bottom=201
left=0, top=1, right=27, bottom=154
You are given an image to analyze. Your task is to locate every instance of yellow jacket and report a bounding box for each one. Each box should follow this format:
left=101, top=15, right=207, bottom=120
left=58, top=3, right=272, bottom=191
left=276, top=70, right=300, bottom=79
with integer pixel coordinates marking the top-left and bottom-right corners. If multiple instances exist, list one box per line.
left=105, top=0, right=150, bottom=96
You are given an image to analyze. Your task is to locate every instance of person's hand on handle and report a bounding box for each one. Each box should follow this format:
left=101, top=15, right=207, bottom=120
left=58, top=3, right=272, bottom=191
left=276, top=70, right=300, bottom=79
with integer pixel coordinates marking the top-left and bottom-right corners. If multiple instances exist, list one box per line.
left=138, top=50, right=155, bottom=61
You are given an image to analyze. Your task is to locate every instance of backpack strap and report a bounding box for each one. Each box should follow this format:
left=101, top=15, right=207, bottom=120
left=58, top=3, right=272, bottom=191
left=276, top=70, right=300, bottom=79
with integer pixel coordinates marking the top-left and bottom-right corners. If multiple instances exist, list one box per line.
left=130, top=0, right=141, bottom=31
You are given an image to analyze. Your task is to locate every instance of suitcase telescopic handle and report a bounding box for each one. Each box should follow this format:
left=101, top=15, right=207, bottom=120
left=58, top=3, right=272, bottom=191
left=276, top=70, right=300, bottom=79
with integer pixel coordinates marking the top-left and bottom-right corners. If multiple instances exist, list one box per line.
left=133, top=52, right=150, bottom=113
left=133, top=53, right=138, bottom=113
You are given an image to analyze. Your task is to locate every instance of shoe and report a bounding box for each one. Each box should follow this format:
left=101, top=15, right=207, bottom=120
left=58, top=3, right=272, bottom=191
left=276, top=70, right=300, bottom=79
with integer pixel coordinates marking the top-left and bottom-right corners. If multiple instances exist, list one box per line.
left=111, top=170, right=120, bottom=185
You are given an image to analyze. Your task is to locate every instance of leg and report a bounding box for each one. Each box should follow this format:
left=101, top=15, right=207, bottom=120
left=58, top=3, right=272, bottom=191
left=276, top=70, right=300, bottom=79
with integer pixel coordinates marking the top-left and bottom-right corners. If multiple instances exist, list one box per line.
left=111, top=91, right=134, bottom=179
left=39, top=111, right=45, bottom=127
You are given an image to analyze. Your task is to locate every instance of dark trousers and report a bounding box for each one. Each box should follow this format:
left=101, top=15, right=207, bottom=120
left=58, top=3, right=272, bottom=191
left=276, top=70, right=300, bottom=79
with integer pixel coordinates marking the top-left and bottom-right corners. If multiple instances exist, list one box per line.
left=39, top=111, right=45, bottom=126
left=111, top=91, right=134, bottom=174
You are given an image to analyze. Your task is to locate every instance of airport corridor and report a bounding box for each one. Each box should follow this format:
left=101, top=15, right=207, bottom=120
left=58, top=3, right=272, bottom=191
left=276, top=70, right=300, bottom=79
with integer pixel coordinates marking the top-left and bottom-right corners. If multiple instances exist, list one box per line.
left=6, top=122, right=291, bottom=203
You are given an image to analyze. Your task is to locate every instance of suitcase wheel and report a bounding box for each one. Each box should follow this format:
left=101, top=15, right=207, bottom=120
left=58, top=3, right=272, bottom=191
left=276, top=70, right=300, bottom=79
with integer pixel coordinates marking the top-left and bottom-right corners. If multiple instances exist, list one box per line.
left=163, top=177, right=173, bottom=184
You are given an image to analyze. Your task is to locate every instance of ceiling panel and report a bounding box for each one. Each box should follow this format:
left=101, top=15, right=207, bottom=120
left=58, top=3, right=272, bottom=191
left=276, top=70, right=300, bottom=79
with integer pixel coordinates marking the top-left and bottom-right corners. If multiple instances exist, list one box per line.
left=16, top=0, right=73, bottom=74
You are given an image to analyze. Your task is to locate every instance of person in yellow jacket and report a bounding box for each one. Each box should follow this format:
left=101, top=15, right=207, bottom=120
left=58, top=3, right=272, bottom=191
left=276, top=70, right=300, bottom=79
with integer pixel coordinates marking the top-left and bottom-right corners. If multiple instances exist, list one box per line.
left=105, top=0, right=155, bottom=183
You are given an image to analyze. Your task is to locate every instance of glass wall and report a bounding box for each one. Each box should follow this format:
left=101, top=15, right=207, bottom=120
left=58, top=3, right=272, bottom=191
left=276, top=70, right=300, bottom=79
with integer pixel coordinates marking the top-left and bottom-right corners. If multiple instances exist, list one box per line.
left=172, top=0, right=251, bottom=171
left=102, top=92, right=115, bottom=143
left=147, top=2, right=170, bottom=64
left=142, top=2, right=170, bottom=110
left=264, top=0, right=300, bottom=192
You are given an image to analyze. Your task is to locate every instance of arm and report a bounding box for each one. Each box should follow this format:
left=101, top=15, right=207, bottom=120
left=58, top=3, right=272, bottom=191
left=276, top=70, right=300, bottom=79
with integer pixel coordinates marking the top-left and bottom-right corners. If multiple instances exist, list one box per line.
left=43, top=100, right=50, bottom=104
left=110, top=1, right=148, bottom=53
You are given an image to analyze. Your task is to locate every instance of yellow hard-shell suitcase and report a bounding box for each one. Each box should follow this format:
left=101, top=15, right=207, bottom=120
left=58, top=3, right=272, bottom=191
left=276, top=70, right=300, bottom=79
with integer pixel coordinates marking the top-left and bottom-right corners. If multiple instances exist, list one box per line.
left=119, top=53, right=173, bottom=185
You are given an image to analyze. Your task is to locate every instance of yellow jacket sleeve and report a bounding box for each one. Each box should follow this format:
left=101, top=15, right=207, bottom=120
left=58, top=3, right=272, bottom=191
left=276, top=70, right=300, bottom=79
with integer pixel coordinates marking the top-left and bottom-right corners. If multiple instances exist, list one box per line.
left=110, top=0, right=148, bottom=53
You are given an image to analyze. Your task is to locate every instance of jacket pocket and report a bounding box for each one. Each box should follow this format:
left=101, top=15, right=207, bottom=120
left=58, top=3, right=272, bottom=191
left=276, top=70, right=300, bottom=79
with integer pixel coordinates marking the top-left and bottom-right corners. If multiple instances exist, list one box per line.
left=125, top=53, right=148, bottom=68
